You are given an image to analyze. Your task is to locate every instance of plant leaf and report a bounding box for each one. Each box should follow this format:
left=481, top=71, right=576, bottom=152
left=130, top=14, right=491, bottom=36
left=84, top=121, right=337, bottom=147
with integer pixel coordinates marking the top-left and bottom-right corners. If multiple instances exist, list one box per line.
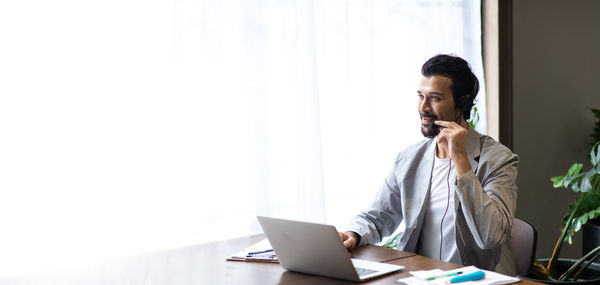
left=567, top=233, right=573, bottom=245
left=468, top=107, right=479, bottom=129
left=592, top=174, right=600, bottom=193
left=565, top=173, right=587, bottom=191
left=568, top=163, right=584, bottom=177
left=582, top=172, right=599, bottom=192
left=574, top=218, right=583, bottom=232
left=591, top=142, right=600, bottom=167
left=562, top=192, right=600, bottom=243
left=591, top=108, right=600, bottom=146
left=551, top=176, right=566, bottom=188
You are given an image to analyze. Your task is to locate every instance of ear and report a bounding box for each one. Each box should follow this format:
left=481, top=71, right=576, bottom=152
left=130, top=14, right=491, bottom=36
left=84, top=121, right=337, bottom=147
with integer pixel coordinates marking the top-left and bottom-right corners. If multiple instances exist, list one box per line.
left=458, top=95, right=469, bottom=107
left=454, top=95, right=470, bottom=123
left=457, top=95, right=470, bottom=114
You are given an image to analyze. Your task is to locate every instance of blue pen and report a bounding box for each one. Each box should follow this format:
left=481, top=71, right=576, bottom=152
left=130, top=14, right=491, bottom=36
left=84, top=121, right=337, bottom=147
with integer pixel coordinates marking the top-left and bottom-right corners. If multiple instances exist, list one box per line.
left=447, top=270, right=485, bottom=283
left=247, top=249, right=274, bottom=255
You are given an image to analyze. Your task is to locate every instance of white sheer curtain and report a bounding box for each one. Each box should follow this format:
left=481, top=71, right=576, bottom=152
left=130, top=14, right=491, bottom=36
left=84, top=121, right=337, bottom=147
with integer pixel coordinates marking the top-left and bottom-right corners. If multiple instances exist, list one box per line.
left=315, top=0, right=487, bottom=227
left=0, top=0, right=484, bottom=278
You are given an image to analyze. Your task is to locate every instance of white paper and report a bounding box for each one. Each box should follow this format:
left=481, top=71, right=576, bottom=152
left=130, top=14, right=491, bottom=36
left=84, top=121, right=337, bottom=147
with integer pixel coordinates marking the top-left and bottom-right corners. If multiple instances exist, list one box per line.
left=227, top=239, right=278, bottom=262
left=397, top=266, right=520, bottom=285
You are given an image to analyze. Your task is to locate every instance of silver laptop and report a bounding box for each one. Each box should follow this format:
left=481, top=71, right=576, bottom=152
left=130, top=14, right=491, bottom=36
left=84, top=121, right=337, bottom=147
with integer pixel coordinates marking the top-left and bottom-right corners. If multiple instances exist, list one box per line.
left=257, top=216, right=404, bottom=282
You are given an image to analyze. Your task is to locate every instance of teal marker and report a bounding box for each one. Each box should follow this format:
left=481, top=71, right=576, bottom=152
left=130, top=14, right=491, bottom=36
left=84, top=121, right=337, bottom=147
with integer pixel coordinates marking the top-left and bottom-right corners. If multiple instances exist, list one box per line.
left=447, top=270, right=485, bottom=283
left=425, top=271, right=462, bottom=281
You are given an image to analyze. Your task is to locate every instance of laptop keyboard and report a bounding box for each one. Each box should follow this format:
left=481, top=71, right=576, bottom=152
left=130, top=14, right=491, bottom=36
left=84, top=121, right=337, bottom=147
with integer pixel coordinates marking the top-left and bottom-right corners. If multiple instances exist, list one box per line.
left=355, top=267, right=379, bottom=277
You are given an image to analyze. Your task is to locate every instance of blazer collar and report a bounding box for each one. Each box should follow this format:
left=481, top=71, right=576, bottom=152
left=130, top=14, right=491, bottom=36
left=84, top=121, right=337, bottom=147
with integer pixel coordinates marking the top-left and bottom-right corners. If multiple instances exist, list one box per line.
left=465, top=125, right=482, bottom=171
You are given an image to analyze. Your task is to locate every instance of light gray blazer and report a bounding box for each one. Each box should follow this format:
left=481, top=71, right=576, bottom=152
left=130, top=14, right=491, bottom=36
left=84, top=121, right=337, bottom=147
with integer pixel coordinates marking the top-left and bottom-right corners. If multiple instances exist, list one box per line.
left=346, top=127, right=519, bottom=275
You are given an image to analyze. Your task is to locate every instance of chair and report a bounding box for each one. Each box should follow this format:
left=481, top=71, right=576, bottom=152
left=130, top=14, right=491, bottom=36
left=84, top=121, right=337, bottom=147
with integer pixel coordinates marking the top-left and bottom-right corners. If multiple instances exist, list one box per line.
left=511, top=218, right=537, bottom=275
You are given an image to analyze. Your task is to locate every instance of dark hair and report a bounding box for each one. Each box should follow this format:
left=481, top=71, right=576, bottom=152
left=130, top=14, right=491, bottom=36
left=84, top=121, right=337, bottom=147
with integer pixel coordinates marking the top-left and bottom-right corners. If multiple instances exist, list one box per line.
left=421, top=54, right=479, bottom=121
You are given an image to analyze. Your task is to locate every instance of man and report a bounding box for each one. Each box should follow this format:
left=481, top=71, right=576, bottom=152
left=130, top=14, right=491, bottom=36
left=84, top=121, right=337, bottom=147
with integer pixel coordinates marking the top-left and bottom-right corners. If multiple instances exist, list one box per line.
left=339, top=54, right=519, bottom=275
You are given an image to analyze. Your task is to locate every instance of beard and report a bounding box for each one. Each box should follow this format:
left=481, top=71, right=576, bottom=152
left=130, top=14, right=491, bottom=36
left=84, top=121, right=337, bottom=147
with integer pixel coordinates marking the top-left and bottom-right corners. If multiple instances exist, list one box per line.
left=420, top=111, right=464, bottom=138
left=420, top=112, right=439, bottom=138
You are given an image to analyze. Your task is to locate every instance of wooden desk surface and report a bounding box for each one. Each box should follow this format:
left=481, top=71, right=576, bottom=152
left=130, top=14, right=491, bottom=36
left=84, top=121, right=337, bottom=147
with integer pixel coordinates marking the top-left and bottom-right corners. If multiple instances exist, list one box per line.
left=0, top=234, right=545, bottom=285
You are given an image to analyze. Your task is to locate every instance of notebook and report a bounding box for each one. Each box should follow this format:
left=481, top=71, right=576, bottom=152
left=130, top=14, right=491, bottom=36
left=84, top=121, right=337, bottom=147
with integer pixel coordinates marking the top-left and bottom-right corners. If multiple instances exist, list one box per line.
left=257, top=216, right=404, bottom=282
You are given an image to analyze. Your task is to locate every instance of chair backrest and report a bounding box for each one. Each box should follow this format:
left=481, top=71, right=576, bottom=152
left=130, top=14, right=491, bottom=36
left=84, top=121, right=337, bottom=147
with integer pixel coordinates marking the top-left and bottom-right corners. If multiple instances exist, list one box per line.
left=511, top=218, right=537, bottom=275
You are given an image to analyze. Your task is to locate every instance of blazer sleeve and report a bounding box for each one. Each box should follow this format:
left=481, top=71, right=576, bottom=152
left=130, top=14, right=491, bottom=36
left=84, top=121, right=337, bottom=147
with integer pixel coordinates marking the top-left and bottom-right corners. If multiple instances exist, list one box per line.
left=345, top=158, right=404, bottom=246
left=455, top=144, right=519, bottom=250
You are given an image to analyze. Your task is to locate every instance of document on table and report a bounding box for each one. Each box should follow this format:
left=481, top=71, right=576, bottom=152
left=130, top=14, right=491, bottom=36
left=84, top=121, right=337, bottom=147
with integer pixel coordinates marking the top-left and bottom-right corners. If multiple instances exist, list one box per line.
left=226, top=238, right=279, bottom=263
left=396, top=266, right=520, bottom=285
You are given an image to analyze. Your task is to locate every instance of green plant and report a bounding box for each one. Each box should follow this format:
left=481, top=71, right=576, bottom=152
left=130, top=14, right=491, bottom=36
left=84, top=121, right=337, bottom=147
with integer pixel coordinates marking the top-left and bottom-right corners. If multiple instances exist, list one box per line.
left=468, top=106, right=479, bottom=129
left=533, top=141, right=600, bottom=281
left=591, top=108, right=600, bottom=146
left=382, top=231, right=401, bottom=249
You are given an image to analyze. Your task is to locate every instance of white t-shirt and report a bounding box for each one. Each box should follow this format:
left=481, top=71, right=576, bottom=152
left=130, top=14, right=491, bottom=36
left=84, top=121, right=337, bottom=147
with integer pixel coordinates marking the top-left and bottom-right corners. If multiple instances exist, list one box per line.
left=418, top=156, right=462, bottom=264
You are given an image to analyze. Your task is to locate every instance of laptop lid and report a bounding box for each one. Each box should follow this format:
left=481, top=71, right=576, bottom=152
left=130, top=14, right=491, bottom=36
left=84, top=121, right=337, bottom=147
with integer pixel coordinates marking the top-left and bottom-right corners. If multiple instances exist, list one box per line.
left=257, top=216, right=403, bottom=282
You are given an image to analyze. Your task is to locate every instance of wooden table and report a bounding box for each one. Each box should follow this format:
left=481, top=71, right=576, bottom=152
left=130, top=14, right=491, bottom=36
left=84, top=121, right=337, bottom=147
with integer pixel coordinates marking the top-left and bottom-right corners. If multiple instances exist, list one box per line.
left=0, top=234, right=545, bottom=284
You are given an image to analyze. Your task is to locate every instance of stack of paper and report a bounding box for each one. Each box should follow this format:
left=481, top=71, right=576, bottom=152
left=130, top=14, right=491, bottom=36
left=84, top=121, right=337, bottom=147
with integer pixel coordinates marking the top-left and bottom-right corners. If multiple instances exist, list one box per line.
left=226, top=239, right=279, bottom=263
left=396, top=266, right=519, bottom=285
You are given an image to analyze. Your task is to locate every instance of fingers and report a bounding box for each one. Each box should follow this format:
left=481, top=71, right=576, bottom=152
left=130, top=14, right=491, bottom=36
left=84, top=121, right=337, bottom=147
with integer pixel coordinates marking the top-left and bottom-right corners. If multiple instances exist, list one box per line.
left=434, top=121, right=466, bottom=140
left=435, top=124, right=449, bottom=145
left=343, top=238, right=355, bottom=249
left=338, top=232, right=345, bottom=242
left=338, top=232, right=357, bottom=249
left=434, top=120, right=469, bottom=163
left=433, top=120, right=459, bottom=129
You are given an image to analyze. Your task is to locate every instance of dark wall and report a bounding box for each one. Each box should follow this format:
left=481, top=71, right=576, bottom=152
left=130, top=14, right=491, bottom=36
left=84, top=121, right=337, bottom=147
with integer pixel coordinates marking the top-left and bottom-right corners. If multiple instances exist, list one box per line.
left=513, top=0, right=600, bottom=259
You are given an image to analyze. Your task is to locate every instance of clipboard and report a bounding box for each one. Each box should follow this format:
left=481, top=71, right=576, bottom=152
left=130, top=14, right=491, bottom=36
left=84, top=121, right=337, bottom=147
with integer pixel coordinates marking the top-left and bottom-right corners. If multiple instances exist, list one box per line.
left=226, top=238, right=279, bottom=263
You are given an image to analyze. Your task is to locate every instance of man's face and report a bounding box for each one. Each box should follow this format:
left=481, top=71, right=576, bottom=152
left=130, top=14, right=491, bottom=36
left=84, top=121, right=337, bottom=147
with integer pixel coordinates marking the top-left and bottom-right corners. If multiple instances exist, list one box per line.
left=417, top=75, right=462, bottom=138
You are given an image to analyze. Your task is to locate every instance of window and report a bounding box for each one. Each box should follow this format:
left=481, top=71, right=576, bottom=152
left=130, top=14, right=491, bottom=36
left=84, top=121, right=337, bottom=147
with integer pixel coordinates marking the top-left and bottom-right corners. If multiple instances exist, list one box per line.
left=0, top=0, right=484, bottom=277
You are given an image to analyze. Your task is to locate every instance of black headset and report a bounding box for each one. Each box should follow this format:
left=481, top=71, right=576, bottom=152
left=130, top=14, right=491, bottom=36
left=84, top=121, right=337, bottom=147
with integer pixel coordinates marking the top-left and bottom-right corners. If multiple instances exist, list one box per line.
left=439, top=159, right=452, bottom=260
left=455, top=76, right=479, bottom=120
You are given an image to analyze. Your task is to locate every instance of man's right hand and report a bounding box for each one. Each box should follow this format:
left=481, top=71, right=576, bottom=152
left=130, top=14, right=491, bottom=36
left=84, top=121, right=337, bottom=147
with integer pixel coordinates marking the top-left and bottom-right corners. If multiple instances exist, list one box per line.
left=338, top=231, right=359, bottom=249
